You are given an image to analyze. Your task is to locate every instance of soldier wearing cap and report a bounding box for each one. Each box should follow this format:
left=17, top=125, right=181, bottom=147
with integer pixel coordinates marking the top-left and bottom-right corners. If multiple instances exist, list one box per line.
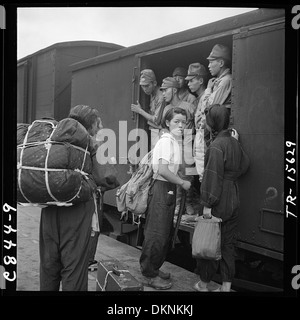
left=172, top=67, right=196, bottom=104
left=160, top=77, right=197, bottom=216
left=185, top=63, right=208, bottom=109
left=201, top=44, right=232, bottom=111
left=131, top=69, right=164, bottom=149
left=193, top=44, right=232, bottom=184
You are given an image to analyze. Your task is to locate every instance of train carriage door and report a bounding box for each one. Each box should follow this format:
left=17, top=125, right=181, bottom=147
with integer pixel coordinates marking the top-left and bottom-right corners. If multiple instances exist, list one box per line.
left=231, top=21, right=285, bottom=257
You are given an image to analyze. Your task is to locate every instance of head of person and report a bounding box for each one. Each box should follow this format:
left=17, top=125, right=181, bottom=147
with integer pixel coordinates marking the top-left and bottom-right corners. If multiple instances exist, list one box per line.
left=185, top=63, right=208, bottom=93
left=207, top=44, right=231, bottom=77
left=161, top=107, right=187, bottom=137
left=205, top=104, right=230, bottom=137
left=172, top=67, right=188, bottom=89
left=68, top=104, right=103, bottom=137
left=139, top=69, right=157, bottom=95
left=160, top=77, right=180, bottom=103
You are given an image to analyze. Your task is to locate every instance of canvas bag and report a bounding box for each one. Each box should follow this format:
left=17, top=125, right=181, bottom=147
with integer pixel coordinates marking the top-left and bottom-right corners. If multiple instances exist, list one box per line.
left=116, top=149, right=155, bottom=215
left=192, top=215, right=222, bottom=260
left=91, top=156, right=120, bottom=191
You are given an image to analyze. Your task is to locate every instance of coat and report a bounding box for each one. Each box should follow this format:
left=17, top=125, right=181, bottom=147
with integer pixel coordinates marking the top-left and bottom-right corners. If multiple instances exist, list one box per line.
left=200, top=129, right=250, bottom=222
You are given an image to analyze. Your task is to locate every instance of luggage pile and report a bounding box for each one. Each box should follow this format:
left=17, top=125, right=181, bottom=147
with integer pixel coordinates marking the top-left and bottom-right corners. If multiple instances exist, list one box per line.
left=17, top=118, right=97, bottom=206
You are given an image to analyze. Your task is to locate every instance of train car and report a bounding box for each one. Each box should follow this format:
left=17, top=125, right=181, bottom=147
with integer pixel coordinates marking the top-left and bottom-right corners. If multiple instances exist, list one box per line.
left=70, top=8, right=284, bottom=290
left=17, top=40, right=124, bottom=124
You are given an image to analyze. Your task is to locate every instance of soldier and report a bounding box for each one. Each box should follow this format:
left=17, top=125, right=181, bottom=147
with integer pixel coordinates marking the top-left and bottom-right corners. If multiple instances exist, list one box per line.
left=131, top=69, right=165, bottom=149
left=185, top=63, right=208, bottom=109
left=172, top=66, right=196, bottom=104
left=160, top=77, right=196, bottom=216
left=201, top=44, right=232, bottom=110
left=194, top=44, right=232, bottom=183
left=184, top=63, right=209, bottom=184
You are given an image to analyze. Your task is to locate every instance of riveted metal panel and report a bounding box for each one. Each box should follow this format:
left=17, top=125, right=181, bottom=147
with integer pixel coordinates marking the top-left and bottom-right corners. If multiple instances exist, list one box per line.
left=232, top=23, right=284, bottom=253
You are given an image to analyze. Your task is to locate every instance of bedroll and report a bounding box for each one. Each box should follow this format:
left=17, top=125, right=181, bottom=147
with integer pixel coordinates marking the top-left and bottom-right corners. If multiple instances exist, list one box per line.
left=17, top=118, right=97, bottom=206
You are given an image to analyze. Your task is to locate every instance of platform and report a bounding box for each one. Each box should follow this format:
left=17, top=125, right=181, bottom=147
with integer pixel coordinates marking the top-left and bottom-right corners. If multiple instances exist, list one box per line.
left=16, top=204, right=221, bottom=292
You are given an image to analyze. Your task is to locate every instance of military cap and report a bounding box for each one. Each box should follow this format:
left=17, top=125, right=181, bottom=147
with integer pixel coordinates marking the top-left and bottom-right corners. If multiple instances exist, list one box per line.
left=160, top=77, right=180, bottom=89
left=185, top=63, right=208, bottom=81
left=207, top=44, right=231, bottom=61
left=139, top=69, right=156, bottom=85
left=172, top=67, right=188, bottom=77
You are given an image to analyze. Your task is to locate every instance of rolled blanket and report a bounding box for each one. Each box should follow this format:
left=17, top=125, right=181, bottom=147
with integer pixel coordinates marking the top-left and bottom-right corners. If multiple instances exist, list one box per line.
left=17, top=118, right=96, bottom=206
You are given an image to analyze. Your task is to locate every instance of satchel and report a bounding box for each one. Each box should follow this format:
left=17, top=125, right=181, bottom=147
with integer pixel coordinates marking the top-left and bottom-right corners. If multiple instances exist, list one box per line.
left=192, top=215, right=222, bottom=260
left=91, top=155, right=120, bottom=191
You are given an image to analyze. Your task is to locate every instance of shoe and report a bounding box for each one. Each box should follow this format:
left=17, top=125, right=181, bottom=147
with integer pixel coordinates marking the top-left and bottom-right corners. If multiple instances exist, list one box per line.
left=88, top=260, right=98, bottom=271
left=210, top=287, right=222, bottom=292
left=193, top=281, right=209, bottom=292
left=143, top=276, right=172, bottom=290
left=158, top=270, right=171, bottom=280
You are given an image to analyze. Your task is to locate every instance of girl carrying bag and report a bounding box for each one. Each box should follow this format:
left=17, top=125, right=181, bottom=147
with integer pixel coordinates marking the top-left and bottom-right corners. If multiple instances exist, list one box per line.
left=192, top=215, right=222, bottom=260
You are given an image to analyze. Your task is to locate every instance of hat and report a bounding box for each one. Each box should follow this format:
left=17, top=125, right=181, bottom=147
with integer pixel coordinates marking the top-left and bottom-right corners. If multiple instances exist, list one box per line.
left=160, top=77, right=180, bottom=89
left=185, top=63, right=207, bottom=81
left=172, top=67, right=187, bottom=77
left=207, top=44, right=231, bottom=61
left=139, top=69, right=156, bottom=85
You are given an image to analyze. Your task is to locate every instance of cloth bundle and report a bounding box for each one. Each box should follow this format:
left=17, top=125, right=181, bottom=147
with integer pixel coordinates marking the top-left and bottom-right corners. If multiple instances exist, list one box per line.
left=17, top=118, right=97, bottom=206
left=192, top=215, right=222, bottom=260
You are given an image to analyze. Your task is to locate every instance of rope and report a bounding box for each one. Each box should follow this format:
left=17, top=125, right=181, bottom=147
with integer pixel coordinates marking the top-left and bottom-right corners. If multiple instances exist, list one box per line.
left=132, top=214, right=142, bottom=226
left=17, top=140, right=90, bottom=155
left=17, top=119, right=91, bottom=205
left=17, top=121, right=43, bottom=203
left=17, top=165, right=68, bottom=172
left=97, top=269, right=129, bottom=291
left=44, top=130, right=60, bottom=202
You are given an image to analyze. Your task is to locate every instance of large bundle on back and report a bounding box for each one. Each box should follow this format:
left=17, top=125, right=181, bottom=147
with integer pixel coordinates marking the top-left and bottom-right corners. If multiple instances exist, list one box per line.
left=17, top=118, right=97, bottom=206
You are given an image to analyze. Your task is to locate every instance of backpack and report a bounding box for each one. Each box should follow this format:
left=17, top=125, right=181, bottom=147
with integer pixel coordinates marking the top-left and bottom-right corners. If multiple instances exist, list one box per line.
left=116, top=149, right=156, bottom=216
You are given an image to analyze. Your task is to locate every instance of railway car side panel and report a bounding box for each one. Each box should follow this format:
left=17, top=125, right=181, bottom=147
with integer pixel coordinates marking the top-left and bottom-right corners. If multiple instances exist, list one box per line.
left=17, top=62, right=27, bottom=123
left=35, top=49, right=56, bottom=120
left=54, top=46, right=121, bottom=120
left=231, top=23, right=284, bottom=256
left=71, top=56, right=139, bottom=207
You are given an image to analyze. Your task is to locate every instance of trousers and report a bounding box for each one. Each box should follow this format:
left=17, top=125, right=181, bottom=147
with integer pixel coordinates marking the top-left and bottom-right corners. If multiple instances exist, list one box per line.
left=140, top=180, right=176, bottom=278
left=39, top=198, right=95, bottom=291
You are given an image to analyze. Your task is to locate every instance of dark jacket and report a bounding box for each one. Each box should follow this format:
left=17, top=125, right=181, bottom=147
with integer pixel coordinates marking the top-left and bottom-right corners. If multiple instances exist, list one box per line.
left=200, top=129, right=250, bottom=222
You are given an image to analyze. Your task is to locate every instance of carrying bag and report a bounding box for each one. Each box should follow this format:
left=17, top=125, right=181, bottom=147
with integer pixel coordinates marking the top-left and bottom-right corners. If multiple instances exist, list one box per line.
left=192, top=215, right=222, bottom=260
left=116, top=149, right=155, bottom=215
left=91, top=155, right=120, bottom=192
left=17, top=118, right=96, bottom=206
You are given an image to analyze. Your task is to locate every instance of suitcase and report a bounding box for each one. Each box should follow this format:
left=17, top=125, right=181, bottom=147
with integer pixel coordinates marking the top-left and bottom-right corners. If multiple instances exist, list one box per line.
left=96, top=259, right=144, bottom=291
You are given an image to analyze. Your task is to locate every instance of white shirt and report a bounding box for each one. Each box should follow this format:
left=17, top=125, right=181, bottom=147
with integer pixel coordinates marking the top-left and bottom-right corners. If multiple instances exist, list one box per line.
left=152, top=132, right=181, bottom=181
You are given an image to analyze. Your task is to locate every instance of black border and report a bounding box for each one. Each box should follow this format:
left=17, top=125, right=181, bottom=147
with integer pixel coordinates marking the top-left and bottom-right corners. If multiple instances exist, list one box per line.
left=1, top=1, right=299, bottom=311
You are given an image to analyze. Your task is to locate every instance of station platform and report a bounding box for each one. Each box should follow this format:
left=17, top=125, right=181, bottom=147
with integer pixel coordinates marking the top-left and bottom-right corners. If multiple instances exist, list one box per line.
left=16, top=204, right=221, bottom=292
